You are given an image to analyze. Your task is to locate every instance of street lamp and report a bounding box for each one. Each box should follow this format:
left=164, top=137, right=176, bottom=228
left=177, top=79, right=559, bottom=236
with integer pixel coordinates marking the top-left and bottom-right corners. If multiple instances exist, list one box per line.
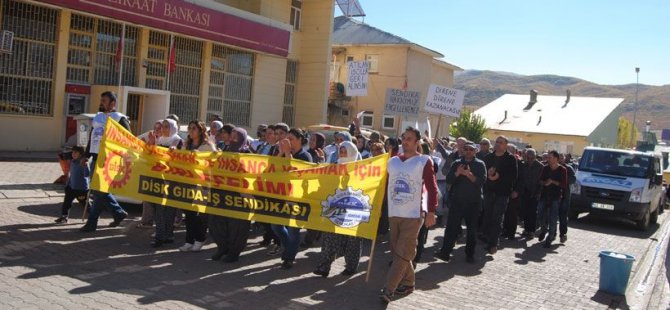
left=631, top=67, right=640, bottom=146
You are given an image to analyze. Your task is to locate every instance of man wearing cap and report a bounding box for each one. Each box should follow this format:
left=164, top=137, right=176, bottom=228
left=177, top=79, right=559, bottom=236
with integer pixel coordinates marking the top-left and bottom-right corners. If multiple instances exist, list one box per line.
left=435, top=141, right=486, bottom=263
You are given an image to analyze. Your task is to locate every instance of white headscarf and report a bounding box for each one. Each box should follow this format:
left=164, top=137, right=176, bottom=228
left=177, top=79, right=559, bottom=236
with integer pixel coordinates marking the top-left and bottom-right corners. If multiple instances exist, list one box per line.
left=157, top=119, right=182, bottom=147
left=337, top=141, right=360, bottom=164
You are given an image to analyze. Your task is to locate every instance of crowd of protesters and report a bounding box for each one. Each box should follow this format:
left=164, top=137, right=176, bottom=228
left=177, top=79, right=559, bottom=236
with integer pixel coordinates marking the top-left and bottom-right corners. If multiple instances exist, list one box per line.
left=54, top=91, right=578, bottom=304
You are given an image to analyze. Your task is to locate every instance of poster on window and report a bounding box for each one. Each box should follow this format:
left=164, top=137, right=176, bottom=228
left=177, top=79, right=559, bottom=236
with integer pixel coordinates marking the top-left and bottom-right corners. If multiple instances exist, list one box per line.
left=384, top=88, right=420, bottom=116
left=346, top=61, right=369, bottom=97
left=424, top=84, right=465, bottom=117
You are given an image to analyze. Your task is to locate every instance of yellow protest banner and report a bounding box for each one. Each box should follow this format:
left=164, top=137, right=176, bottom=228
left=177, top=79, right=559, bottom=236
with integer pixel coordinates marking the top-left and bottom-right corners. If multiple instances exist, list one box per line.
left=91, top=118, right=388, bottom=240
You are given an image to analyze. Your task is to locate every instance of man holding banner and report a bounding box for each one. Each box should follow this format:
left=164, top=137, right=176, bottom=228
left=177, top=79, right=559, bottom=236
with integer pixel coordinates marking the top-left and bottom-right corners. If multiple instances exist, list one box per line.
left=80, top=91, right=130, bottom=232
left=380, top=127, right=438, bottom=303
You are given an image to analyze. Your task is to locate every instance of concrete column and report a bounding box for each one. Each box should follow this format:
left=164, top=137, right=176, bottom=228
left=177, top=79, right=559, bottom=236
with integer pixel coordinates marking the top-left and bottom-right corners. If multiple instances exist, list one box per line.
left=198, top=41, right=213, bottom=121
left=136, top=27, right=150, bottom=88
left=54, top=9, right=72, bottom=146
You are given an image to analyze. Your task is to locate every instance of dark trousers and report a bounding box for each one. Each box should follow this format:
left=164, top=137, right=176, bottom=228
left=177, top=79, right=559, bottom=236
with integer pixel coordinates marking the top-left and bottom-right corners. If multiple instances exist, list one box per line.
left=414, top=225, right=429, bottom=262
left=60, top=186, right=88, bottom=216
left=317, top=233, right=362, bottom=272
left=520, top=192, right=538, bottom=233
left=482, top=193, right=509, bottom=248
left=440, top=200, right=481, bottom=258
left=262, top=223, right=280, bottom=245
left=271, top=224, right=301, bottom=262
left=502, top=196, right=520, bottom=237
left=184, top=210, right=206, bottom=244
left=559, top=195, right=571, bottom=236
left=209, top=215, right=250, bottom=259
left=154, top=204, right=176, bottom=242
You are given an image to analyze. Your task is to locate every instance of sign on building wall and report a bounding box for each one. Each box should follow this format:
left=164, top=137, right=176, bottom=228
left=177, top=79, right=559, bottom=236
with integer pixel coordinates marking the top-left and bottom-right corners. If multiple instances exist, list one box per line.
left=424, top=84, right=465, bottom=117
left=346, top=61, right=368, bottom=96
left=384, top=88, right=420, bottom=116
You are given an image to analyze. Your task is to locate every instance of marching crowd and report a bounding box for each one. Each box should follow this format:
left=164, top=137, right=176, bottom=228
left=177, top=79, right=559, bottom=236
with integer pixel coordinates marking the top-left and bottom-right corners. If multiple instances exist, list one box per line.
left=54, top=91, right=577, bottom=304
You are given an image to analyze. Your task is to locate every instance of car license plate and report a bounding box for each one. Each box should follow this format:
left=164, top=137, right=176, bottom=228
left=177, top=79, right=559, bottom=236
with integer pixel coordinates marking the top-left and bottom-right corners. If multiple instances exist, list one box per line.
left=592, top=203, right=614, bottom=210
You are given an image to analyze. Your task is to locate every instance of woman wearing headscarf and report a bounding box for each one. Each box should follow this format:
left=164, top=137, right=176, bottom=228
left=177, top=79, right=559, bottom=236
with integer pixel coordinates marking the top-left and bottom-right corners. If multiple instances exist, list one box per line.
left=356, top=135, right=371, bottom=159
left=301, top=132, right=327, bottom=248
left=177, top=120, right=216, bottom=252
left=151, top=118, right=183, bottom=247
left=209, top=127, right=253, bottom=263
left=313, top=141, right=364, bottom=277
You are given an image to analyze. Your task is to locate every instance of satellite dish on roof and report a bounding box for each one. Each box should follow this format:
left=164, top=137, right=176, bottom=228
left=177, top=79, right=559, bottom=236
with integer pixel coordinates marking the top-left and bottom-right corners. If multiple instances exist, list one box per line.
left=336, top=0, right=366, bottom=17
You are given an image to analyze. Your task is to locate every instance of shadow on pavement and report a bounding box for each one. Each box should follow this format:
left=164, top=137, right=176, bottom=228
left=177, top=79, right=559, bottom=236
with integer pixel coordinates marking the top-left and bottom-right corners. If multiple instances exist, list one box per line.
left=590, top=291, right=629, bottom=309
left=570, top=214, right=660, bottom=239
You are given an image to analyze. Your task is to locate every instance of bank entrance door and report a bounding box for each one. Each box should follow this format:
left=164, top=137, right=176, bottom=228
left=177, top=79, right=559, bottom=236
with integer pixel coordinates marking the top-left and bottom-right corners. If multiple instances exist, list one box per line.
left=126, top=94, right=144, bottom=135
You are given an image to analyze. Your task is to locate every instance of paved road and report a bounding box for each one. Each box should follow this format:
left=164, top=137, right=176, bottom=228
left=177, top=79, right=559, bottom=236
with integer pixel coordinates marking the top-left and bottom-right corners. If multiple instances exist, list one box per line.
left=0, top=161, right=668, bottom=309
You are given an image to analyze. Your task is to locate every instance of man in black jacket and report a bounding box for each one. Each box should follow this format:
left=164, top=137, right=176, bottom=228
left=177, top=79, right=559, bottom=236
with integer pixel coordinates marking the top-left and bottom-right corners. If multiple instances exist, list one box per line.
left=481, top=136, right=518, bottom=254
left=435, top=141, right=486, bottom=263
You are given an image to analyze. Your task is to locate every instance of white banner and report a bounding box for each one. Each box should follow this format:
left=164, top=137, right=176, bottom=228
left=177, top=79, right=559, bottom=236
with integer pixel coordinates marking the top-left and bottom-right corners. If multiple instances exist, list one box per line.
left=384, top=88, right=420, bottom=116
left=346, top=61, right=369, bottom=97
left=424, top=84, right=465, bottom=117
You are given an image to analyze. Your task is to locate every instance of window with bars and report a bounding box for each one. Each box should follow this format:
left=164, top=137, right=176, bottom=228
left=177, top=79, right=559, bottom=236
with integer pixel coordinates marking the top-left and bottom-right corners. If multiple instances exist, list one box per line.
left=290, top=0, right=302, bottom=31
left=145, top=31, right=169, bottom=90
left=168, top=36, right=203, bottom=123
left=207, top=44, right=254, bottom=126
left=66, top=14, right=138, bottom=86
left=282, top=60, right=298, bottom=126
left=0, top=0, right=57, bottom=116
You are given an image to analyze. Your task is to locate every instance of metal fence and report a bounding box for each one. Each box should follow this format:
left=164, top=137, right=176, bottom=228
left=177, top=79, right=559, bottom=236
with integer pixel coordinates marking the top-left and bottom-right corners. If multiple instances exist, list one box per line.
left=0, top=0, right=57, bottom=116
left=207, top=44, right=254, bottom=126
left=282, top=60, right=298, bottom=126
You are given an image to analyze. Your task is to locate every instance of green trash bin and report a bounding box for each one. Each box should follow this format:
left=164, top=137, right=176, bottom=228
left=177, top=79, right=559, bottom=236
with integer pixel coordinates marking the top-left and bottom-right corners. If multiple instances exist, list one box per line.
left=598, top=251, right=635, bottom=295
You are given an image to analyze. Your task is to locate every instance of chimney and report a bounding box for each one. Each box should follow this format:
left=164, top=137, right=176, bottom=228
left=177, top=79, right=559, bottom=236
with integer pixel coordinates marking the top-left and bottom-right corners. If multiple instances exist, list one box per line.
left=562, top=89, right=571, bottom=108
left=537, top=115, right=542, bottom=125
left=523, top=90, right=538, bottom=111
left=499, top=110, right=508, bottom=124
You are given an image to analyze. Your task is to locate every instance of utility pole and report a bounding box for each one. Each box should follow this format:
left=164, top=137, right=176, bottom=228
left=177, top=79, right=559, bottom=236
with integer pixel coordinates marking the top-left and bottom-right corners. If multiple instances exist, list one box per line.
left=631, top=67, right=640, bottom=146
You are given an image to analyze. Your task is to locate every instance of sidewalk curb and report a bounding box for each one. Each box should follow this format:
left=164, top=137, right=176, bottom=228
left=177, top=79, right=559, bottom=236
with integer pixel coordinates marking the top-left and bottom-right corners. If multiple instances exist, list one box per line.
left=626, top=212, right=670, bottom=309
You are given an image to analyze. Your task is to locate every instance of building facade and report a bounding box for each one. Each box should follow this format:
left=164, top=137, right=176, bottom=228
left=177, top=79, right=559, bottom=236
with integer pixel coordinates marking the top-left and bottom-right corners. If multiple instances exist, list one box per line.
left=328, top=16, right=461, bottom=138
left=474, top=93, right=624, bottom=155
left=0, top=0, right=334, bottom=151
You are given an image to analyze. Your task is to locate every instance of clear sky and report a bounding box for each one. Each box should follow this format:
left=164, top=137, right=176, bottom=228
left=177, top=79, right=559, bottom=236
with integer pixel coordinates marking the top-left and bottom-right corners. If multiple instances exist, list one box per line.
left=335, top=0, right=669, bottom=86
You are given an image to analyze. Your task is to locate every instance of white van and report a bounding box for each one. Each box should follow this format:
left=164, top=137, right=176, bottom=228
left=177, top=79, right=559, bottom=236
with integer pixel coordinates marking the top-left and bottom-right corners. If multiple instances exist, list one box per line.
left=570, top=147, right=664, bottom=230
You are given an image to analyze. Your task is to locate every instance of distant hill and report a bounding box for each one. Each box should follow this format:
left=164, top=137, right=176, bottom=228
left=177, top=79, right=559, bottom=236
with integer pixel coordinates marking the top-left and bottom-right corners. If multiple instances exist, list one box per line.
left=454, top=70, right=670, bottom=130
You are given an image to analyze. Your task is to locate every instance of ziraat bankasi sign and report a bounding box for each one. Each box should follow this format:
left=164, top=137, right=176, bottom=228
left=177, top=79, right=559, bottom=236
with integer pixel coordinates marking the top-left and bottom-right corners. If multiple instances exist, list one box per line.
left=41, top=0, right=290, bottom=57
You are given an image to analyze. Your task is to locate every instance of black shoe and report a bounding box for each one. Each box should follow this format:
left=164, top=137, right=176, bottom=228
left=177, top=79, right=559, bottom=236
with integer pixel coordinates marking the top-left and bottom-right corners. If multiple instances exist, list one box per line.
left=466, top=256, right=476, bottom=263
left=434, top=251, right=451, bottom=262
left=394, top=285, right=414, bottom=296
left=507, top=234, right=516, bottom=241
left=109, top=211, right=128, bottom=227
left=259, top=239, right=271, bottom=246
left=79, top=225, right=96, bottom=232
left=54, top=216, right=68, bottom=224
left=211, top=249, right=227, bottom=261
left=281, top=260, right=294, bottom=269
left=379, top=288, right=394, bottom=304
left=488, top=246, right=498, bottom=255
left=150, top=239, right=163, bottom=248
left=543, top=241, right=552, bottom=248
left=340, top=269, right=356, bottom=277
left=313, top=268, right=329, bottom=278
left=537, top=230, right=547, bottom=242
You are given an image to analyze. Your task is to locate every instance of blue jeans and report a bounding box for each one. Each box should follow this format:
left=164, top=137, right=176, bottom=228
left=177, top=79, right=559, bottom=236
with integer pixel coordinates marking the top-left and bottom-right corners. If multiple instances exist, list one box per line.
left=537, top=198, right=560, bottom=243
left=271, top=224, right=301, bottom=262
left=482, top=193, right=509, bottom=248
left=86, top=156, right=126, bottom=228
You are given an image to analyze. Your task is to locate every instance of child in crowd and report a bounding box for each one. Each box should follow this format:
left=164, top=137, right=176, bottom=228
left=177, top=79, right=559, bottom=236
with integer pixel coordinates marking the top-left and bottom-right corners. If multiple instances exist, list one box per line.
left=55, top=146, right=89, bottom=224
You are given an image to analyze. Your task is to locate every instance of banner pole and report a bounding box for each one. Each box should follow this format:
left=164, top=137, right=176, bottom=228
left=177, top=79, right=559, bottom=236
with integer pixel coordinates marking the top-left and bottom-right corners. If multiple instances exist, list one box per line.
left=365, top=238, right=377, bottom=282
left=434, top=115, right=442, bottom=139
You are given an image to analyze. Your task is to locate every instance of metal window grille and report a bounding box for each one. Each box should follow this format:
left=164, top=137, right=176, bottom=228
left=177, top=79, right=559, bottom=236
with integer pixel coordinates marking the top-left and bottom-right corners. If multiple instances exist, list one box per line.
left=145, top=30, right=169, bottom=90
left=0, top=0, right=57, bottom=116
left=282, top=60, right=298, bottom=126
left=168, top=36, right=203, bottom=123
left=67, top=13, right=138, bottom=86
left=207, top=44, right=254, bottom=126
